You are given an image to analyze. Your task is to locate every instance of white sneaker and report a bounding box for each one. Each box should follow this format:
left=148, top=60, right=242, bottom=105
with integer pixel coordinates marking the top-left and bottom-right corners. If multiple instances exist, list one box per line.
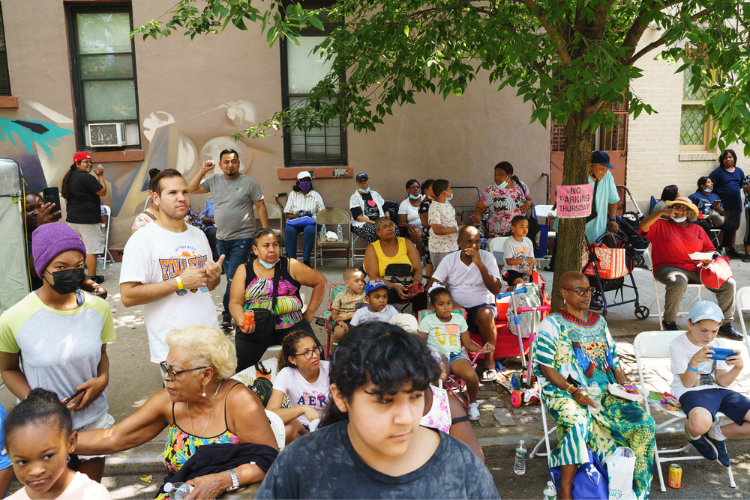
left=468, top=402, right=480, bottom=421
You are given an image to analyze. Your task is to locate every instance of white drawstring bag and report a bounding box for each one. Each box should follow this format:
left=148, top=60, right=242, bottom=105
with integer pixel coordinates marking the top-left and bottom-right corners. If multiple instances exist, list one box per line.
left=602, top=447, right=637, bottom=500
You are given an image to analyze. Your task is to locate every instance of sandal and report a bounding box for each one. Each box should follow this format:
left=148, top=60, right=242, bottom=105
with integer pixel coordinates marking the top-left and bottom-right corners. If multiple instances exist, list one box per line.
left=481, top=368, right=497, bottom=382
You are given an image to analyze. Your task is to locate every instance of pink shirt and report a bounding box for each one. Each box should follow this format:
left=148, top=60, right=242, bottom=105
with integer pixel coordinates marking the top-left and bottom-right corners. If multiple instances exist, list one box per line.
left=9, top=472, right=112, bottom=500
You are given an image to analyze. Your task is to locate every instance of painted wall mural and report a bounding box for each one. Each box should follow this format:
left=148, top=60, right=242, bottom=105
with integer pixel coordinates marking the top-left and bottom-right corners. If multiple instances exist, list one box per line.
left=0, top=97, right=264, bottom=249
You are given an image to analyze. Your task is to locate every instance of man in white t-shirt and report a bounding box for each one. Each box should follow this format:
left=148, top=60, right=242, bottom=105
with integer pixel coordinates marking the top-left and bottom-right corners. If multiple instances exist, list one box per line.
left=120, top=170, right=224, bottom=366
left=427, top=226, right=502, bottom=381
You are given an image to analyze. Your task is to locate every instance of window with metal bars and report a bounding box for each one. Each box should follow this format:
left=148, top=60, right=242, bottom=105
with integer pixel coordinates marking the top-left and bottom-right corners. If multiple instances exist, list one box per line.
left=280, top=8, right=346, bottom=166
left=67, top=4, right=141, bottom=148
left=680, top=67, right=711, bottom=150
left=0, top=3, right=11, bottom=96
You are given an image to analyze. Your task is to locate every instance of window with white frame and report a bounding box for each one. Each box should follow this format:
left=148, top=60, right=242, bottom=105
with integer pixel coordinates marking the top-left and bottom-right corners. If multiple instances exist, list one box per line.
left=680, top=67, right=711, bottom=150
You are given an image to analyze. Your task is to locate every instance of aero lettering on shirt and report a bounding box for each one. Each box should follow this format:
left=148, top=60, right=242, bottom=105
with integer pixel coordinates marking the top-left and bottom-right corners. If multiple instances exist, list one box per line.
left=297, top=392, right=329, bottom=407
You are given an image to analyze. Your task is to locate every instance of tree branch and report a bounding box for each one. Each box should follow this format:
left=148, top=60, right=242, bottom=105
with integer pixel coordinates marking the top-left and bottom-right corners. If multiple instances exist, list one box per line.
left=518, top=0, right=572, bottom=63
left=620, top=0, right=684, bottom=62
left=625, top=7, right=712, bottom=66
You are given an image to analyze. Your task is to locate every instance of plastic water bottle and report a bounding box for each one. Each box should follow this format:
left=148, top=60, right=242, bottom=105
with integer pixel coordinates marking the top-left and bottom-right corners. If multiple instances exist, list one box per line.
left=514, top=439, right=527, bottom=475
left=163, top=482, right=194, bottom=500
left=337, top=224, right=343, bottom=242
left=588, top=382, right=602, bottom=412
left=320, top=224, right=327, bottom=241
left=543, top=480, right=557, bottom=500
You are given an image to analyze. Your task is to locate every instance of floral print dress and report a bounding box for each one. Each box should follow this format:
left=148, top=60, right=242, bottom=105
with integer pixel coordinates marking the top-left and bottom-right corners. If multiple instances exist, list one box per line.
left=480, top=183, right=529, bottom=237
left=533, top=311, right=656, bottom=500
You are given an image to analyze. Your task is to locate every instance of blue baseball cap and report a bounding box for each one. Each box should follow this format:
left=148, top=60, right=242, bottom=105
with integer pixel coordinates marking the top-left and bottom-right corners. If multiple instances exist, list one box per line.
left=356, top=173, right=369, bottom=182
left=689, top=301, right=724, bottom=324
left=365, top=280, right=390, bottom=295
left=591, top=151, right=614, bottom=169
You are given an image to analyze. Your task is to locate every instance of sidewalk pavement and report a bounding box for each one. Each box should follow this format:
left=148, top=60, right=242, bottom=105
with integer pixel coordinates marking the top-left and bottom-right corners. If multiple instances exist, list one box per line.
left=3, top=254, right=748, bottom=493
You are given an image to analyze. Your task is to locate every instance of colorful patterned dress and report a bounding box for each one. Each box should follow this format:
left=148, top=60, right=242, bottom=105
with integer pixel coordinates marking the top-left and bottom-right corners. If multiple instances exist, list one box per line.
left=533, top=311, right=656, bottom=500
left=480, top=182, right=529, bottom=237
left=156, top=400, right=241, bottom=500
left=243, top=257, right=304, bottom=329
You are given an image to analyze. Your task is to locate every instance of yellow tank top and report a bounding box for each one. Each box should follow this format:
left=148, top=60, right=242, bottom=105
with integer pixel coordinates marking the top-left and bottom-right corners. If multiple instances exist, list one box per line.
left=371, top=238, right=410, bottom=277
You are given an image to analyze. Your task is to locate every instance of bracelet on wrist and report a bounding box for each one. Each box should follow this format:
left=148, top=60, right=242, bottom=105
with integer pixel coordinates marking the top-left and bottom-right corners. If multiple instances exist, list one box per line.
left=687, top=365, right=699, bottom=373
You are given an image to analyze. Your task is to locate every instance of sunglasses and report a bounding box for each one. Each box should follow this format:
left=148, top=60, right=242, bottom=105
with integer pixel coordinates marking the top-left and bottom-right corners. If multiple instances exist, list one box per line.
left=159, top=362, right=208, bottom=381
left=294, top=346, right=323, bottom=360
left=562, top=287, right=596, bottom=296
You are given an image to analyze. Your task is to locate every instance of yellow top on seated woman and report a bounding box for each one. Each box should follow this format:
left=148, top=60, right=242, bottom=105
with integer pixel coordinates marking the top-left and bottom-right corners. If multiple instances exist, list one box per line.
left=366, top=237, right=411, bottom=277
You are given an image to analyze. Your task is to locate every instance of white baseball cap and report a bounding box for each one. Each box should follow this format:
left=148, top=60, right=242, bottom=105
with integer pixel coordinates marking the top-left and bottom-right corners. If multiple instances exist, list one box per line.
left=297, top=171, right=312, bottom=181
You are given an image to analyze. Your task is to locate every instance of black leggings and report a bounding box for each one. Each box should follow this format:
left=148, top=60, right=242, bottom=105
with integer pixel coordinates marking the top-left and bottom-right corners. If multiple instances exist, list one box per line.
left=695, top=219, right=737, bottom=248
left=235, top=320, right=316, bottom=373
left=386, top=289, right=428, bottom=314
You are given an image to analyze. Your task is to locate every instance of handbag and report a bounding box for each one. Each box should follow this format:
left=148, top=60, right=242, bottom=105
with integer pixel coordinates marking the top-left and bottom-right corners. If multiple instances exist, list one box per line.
left=550, top=449, right=609, bottom=500
left=699, top=255, right=732, bottom=289
left=708, top=208, right=725, bottom=227
left=287, top=216, right=316, bottom=227
left=582, top=241, right=630, bottom=280
left=602, top=447, right=637, bottom=500
left=237, top=260, right=281, bottom=341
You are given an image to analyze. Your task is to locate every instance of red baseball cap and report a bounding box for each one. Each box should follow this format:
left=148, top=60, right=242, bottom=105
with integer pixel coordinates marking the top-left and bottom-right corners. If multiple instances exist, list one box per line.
left=73, top=151, right=91, bottom=163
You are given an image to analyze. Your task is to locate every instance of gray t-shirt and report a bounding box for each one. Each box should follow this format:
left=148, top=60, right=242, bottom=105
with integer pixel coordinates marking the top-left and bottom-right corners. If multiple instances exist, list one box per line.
left=0, top=291, right=116, bottom=429
left=201, top=173, right=264, bottom=240
left=256, top=420, right=500, bottom=499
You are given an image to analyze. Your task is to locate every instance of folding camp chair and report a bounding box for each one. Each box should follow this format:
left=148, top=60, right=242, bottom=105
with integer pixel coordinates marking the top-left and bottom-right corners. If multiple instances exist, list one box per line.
left=313, top=284, right=348, bottom=358
left=634, top=330, right=736, bottom=491
left=733, top=287, right=750, bottom=385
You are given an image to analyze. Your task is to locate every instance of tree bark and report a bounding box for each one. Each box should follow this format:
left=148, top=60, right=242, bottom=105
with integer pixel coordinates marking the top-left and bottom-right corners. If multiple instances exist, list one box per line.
left=550, top=109, right=596, bottom=311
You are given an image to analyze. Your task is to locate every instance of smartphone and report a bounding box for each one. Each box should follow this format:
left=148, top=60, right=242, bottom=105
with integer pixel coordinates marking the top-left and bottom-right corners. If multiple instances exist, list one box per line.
left=42, top=187, right=62, bottom=221
left=63, top=388, right=85, bottom=405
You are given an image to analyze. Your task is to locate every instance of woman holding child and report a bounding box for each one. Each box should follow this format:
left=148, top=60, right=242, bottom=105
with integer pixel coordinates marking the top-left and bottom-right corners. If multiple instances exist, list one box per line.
left=533, top=271, right=656, bottom=500
left=364, top=217, right=427, bottom=313
left=229, top=229, right=327, bottom=372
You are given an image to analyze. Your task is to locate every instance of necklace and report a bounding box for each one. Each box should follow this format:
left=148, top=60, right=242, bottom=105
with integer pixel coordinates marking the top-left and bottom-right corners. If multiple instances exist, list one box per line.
left=188, top=379, right=223, bottom=437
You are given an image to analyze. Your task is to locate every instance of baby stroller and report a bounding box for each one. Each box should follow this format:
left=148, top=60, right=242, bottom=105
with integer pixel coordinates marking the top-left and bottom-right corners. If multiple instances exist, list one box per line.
left=495, top=284, right=550, bottom=407
left=615, top=185, right=650, bottom=268
left=582, top=233, right=649, bottom=319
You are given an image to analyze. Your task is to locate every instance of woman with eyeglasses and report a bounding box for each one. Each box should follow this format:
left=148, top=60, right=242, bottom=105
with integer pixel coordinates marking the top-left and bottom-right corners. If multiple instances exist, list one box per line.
left=532, top=271, right=655, bottom=500
left=363, top=217, right=427, bottom=313
left=267, top=330, right=330, bottom=445
left=75, top=325, right=279, bottom=500
left=639, top=196, right=740, bottom=338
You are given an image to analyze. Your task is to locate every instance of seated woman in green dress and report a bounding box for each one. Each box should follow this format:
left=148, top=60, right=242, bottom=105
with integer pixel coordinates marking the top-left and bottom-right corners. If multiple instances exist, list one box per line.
left=533, top=272, right=656, bottom=500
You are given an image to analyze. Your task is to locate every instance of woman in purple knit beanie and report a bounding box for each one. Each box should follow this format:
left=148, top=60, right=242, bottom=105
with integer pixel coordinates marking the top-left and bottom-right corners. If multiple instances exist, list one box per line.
left=0, top=222, right=116, bottom=483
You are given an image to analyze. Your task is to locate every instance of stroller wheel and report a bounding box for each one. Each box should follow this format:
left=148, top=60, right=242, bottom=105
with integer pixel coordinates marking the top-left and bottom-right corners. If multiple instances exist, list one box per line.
left=511, top=373, right=521, bottom=389
left=511, top=390, right=523, bottom=408
left=635, top=304, right=650, bottom=319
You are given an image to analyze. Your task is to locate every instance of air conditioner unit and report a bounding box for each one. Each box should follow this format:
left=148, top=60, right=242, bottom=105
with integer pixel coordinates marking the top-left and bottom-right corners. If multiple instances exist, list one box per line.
left=86, top=123, right=124, bottom=147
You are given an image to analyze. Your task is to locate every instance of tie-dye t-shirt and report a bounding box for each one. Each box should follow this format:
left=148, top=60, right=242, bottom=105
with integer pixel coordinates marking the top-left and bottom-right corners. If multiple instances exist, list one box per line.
left=256, top=420, right=500, bottom=499
left=272, top=361, right=331, bottom=426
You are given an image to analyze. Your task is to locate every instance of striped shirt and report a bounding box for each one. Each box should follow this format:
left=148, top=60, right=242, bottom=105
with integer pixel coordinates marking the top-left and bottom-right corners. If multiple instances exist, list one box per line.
left=284, top=190, right=325, bottom=216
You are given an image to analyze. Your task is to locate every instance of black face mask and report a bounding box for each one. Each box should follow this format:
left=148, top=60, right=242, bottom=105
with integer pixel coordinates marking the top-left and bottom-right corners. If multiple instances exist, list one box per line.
left=44, top=268, right=86, bottom=295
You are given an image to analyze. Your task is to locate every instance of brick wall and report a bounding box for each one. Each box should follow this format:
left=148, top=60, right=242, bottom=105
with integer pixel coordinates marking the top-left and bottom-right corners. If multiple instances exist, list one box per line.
left=626, top=28, right=748, bottom=244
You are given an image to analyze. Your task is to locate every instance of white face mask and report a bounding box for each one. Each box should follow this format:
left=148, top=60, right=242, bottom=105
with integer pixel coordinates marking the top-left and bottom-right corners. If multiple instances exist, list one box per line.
left=495, top=181, right=508, bottom=190
left=409, top=194, right=421, bottom=200
left=704, top=188, right=712, bottom=193
left=358, top=187, right=370, bottom=194
left=447, top=193, right=453, bottom=201
left=671, top=216, right=687, bottom=223
left=259, top=257, right=278, bottom=269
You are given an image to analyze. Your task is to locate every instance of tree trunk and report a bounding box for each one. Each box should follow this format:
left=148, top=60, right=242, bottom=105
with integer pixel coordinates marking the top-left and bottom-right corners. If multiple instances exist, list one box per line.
left=550, top=109, right=596, bottom=311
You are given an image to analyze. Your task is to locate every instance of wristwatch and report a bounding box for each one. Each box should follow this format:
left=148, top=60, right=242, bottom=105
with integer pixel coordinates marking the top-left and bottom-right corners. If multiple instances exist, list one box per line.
left=175, top=276, right=188, bottom=296
left=226, top=469, right=239, bottom=492
left=608, top=217, right=617, bottom=222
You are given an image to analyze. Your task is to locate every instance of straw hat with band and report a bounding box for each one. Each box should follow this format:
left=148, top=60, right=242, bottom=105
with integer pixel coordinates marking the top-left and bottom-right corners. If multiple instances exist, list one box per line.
left=665, top=196, right=699, bottom=217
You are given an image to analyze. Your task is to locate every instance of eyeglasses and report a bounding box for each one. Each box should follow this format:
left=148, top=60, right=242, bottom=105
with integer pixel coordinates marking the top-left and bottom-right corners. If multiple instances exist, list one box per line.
left=377, top=223, right=396, bottom=230
left=160, top=362, right=208, bottom=381
left=562, top=287, right=595, bottom=296
left=294, top=346, right=323, bottom=360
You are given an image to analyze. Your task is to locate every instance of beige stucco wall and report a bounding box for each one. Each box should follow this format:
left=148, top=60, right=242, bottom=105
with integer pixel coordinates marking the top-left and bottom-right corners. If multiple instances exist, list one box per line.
left=0, top=0, right=549, bottom=250
left=626, top=27, right=748, bottom=239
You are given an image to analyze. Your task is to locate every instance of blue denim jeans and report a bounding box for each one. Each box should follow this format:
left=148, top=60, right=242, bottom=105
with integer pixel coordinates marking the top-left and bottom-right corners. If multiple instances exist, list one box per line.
left=285, top=223, right=318, bottom=262
left=217, top=238, right=252, bottom=320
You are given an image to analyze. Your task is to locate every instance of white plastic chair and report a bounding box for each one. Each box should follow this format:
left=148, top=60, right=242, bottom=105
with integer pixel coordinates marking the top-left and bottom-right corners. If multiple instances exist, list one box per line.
left=634, top=330, right=736, bottom=491
left=733, top=287, right=750, bottom=384
left=488, top=236, right=509, bottom=266
left=97, top=205, right=115, bottom=270
left=264, top=409, right=286, bottom=451
left=650, top=271, right=702, bottom=330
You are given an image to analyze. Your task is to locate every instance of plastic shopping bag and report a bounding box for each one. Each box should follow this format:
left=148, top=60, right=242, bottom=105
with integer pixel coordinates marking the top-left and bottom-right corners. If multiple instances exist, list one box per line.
left=602, top=447, right=636, bottom=500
